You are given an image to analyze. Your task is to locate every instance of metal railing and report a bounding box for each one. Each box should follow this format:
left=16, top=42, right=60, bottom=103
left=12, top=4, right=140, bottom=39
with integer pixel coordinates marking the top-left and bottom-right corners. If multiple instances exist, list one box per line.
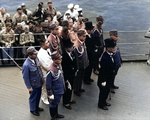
left=0, top=31, right=150, bottom=68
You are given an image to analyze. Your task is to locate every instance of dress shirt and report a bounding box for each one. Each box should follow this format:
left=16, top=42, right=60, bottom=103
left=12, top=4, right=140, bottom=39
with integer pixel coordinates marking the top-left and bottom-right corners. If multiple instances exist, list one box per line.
left=37, top=48, right=53, bottom=77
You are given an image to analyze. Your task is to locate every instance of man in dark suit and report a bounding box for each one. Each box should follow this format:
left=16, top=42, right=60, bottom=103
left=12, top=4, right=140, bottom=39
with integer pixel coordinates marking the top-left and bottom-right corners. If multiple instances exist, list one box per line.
left=97, top=38, right=116, bottom=110
left=61, top=38, right=77, bottom=109
left=22, top=46, right=44, bottom=116
left=83, top=21, right=95, bottom=84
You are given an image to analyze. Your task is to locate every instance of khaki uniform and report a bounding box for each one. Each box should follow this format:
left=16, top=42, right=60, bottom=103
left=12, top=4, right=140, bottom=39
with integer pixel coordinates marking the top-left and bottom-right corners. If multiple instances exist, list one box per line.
left=12, top=13, right=28, bottom=25
left=0, top=29, right=15, bottom=47
left=0, top=13, right=10, bottom=27
left=45, top=7, right=56, bottom=18
left=20, top=32, right=34, bottom=46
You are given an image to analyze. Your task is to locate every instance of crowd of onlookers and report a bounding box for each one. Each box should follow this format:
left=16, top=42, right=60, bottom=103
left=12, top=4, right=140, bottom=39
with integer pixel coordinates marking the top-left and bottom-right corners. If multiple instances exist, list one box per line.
left=0, top=1, right=89, bottom=65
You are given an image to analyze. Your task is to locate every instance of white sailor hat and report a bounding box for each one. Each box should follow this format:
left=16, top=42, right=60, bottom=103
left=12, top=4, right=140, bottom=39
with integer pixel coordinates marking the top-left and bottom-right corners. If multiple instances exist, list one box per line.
left=68, top=3, right=74, bottom=9
left=17, top=23, right=22, bottom=26
left=21, top=3, right=25, bottom=6
left=17, top=6, right=22, bottom=11
left=74, top=4, right=79, bottom=9
left=24, top=25, right=29, bottom=29
left=77, top=8, right=82, bottom=11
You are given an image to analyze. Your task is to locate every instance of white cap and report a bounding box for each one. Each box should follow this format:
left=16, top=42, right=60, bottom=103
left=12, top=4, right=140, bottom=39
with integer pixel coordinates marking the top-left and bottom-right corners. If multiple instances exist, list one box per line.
left=57, top=11, right=62, bottom=16
left=21, top=3, right=25, bottom=6
left=74, top=5, right=79, bottom=9
left=68, top=3, right=74, bottom=9
left=77, top=8, right=82, bottom=11
left=17, top=23, right=22, bottom=26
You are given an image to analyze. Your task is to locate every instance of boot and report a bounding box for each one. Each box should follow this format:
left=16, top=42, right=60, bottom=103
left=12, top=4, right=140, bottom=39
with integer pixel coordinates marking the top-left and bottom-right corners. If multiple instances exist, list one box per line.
left=50, top=107, right=57, bottom=120
left=56, top=106, right=64, bottom=118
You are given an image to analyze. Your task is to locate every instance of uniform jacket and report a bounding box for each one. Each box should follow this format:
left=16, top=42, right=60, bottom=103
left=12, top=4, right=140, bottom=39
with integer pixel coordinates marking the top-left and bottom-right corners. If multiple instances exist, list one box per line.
left=91, top=28, right=104, bottom=54
left=12, top=13, right=28, bottom=25
left=47, top=33, right=62, bottom=54
left=97, top=51, right=115, bottom=87
left=114, top=45, right=122, bottom=68
left=22, top=57, right=43, bottom=89
left=73, top=42, right=89, bottom=69
left=61, top=50, right=77, bottom=85
left=45, top=7, right=57, bottom=19
left=46, top=63, right=64, bottom=96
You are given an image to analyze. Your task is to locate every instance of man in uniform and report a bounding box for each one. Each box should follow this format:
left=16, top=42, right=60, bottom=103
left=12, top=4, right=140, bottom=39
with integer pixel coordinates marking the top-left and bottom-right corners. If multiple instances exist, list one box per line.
left=46, top=51, right=65, bottom=120
left=64, top=4, right=78, bottom=21
left=92, top=15, right=104, bottom=75
left=109, top=30, right=122, bottom=93
left=44, top=1, right=57, bottom=20
left=97, top=38, right=116, bottom=110
left=73, top=29, right=89, bottom=96
left=32, top=2, right=45, bottom=23
left=0, top=22, right=15, bottom=64
left=0, top=8, right=10, bottom=27
left=20, top=25, right=34, bottom=46
left=22, top=46, right=44, bottom=116
left=12, top=6, right=28, bottom=26
left=47, top=24, right=62, bottom=54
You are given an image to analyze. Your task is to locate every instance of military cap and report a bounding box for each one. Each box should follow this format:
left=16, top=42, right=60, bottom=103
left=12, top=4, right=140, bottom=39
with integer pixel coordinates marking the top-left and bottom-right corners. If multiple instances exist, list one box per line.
left=74, top=5, right=79, bottom=10
left=109, top=30, right=118, bottom=36
left=51, top=51, right=62, bottom=60
left=5, top=22, right=11, bottom=27
left=21, top=3, right=25, bottom=7
left=49, top=24, right=58, bottom=30
left=17, top=23, right=22, bottom=26
left=56, top=11, right=62, bottom=19
left=68, top=3, right=74, bottom=9
left=77, top=8, right=82, bottom=12
left=104, top=38, right=116, bottom=48
left=26, top=46, right=38, bottom=55
left=17, top=6, right=22, bottom=11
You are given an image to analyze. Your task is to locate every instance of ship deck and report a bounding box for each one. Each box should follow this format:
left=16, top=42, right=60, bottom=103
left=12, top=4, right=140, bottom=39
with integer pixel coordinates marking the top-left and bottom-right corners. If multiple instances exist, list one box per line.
left=0, top=62, right=150, bottom=120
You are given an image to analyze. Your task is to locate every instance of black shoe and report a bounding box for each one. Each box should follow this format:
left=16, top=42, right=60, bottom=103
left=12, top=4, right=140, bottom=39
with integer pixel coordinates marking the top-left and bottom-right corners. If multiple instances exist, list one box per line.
left=74, top=91, right=81, bottom=96
left=51, top=116, right=56, bottom=120
left=112, top=85, right=119, bottom=89
left=63, top=104, right=72, bottom=110
left=89, top=79, right=94, bottom=82
left=105, top=102, right=111, bottom=106
left=98, top=106, right=108, bottom=110
left=30, top=111, right=40, bottom=116
left=69, top=100, right=76, bottom=104
left=111, top=90, right=115, bottom=94
left=84, top=81, right=91, bottom=85
left=37, top=107, right=44, bottom=112
left=79, top=89, right=85, bottom=92
left=56, top=114, right=65, bottom=118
